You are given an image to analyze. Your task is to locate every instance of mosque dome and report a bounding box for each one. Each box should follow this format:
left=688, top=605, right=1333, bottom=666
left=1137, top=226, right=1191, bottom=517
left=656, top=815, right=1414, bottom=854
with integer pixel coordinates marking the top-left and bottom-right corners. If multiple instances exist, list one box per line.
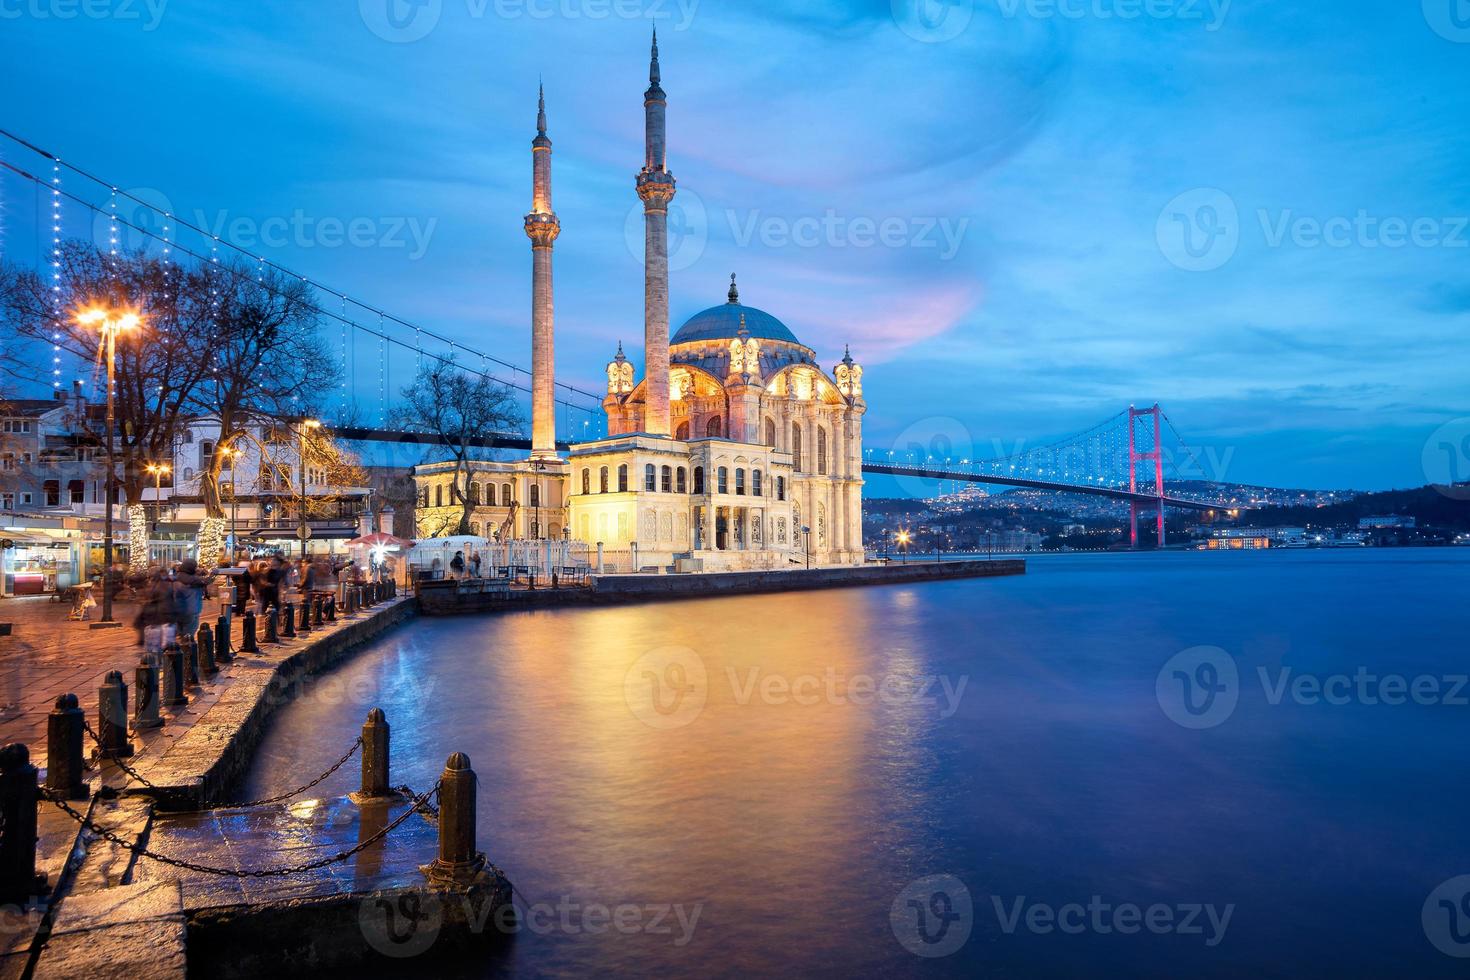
left=670, top=276, right=805, bottom=348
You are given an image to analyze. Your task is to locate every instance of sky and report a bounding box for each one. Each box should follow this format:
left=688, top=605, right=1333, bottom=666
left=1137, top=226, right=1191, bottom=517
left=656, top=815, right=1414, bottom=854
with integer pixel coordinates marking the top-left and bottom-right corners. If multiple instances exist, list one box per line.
left=2, top=0, right=1468, bottom=492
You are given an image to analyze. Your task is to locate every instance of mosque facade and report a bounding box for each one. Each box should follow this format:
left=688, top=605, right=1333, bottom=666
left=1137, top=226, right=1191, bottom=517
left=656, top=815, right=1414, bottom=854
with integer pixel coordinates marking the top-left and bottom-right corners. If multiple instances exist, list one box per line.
left=414, top=33, right=866, bottom=571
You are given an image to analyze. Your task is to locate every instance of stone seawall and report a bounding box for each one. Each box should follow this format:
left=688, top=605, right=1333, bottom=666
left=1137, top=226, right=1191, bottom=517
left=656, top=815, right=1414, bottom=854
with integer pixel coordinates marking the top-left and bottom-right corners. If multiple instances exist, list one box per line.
left=132, top=597, right=417, bottom=810
left=417, top=560, right=1024, bottom=615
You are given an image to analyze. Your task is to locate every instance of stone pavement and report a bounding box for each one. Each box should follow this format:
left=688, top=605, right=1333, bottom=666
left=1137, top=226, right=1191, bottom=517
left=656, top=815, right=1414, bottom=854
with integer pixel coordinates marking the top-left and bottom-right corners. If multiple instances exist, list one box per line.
left=0, top=594, right=252, bottom=766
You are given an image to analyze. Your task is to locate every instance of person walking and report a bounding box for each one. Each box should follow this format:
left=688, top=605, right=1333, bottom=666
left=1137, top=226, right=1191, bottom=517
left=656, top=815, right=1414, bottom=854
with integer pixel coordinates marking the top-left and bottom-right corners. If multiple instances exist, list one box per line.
left=451, top=550, right=466, bottom=579
left=174, top=558, right=208, bottom=640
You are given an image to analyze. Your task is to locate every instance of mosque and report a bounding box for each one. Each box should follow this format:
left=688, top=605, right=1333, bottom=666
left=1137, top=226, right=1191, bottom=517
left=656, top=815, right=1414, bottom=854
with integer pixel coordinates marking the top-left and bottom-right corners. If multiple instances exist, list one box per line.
left=414, top=33, right=866, bottom=571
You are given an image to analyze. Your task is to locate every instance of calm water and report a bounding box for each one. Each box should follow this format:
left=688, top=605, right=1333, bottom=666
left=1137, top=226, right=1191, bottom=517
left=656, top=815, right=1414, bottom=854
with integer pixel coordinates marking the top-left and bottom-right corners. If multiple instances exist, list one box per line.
left=243, top=549, right=1470, bottom=977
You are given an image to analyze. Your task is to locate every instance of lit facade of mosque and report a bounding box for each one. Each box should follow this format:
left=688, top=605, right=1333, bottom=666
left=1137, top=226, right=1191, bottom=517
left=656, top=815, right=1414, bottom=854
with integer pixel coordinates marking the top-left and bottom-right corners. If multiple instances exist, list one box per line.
left=414, top=34, right=866, bottom=570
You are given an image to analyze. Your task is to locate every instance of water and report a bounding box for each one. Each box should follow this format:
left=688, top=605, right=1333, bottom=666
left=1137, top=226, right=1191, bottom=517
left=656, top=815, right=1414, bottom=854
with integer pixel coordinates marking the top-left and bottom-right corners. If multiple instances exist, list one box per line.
left=242, top=549, right=1470, bottom=977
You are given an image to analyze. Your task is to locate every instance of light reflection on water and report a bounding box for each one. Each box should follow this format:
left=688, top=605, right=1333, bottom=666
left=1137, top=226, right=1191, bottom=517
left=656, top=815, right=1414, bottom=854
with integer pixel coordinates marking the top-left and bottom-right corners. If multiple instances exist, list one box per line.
left=242, top=550, right=1470, bottom=978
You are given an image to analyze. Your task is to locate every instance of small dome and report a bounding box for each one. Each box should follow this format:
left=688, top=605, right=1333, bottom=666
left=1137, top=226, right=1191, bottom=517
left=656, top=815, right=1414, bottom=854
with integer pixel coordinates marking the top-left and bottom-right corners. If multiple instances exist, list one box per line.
left=671, top=303, right=802, bottom=346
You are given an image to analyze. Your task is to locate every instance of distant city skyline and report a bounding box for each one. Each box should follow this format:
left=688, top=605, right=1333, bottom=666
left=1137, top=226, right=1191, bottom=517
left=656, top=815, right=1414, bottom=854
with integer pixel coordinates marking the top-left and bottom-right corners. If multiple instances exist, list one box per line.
left=3, top=1, right=1467, bottom=492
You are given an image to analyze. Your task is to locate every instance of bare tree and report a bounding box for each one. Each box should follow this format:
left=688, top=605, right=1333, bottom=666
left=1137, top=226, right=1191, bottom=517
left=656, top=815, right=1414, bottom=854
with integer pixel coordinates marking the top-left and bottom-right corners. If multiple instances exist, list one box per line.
left=187, top=259, right=337, bottom=565
left=0, top=242, right=216, bottom=569
left=389, top=359, right=523, bottom=537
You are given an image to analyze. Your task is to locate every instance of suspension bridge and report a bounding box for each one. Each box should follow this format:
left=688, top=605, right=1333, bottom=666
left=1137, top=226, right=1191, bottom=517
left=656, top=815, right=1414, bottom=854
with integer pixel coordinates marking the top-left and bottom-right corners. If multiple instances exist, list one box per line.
left=1, top=130, right=1232, bottom=547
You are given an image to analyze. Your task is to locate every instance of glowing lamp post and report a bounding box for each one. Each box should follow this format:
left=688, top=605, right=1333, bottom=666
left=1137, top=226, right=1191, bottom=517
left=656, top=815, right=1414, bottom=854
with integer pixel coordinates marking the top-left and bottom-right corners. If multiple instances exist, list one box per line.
left=77, top=307, right=140, bottom=627
left=218, top=445, right=243, bottom=557
left=144, top=463, right=171, bottom=537
left=298, top=420, right=321, bottom=557
left=896, top=529, right=912, bottom=564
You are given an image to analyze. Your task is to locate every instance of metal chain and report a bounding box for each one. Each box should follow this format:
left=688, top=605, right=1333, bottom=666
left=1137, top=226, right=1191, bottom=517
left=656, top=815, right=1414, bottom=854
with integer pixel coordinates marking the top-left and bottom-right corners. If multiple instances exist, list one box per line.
left=81, top=717, right=162, bottom=790
left=396, top=783, right=439, bottom=818
left=216, top=737, right=363, bottom=809
left=45, top=782, right=440, bottom=878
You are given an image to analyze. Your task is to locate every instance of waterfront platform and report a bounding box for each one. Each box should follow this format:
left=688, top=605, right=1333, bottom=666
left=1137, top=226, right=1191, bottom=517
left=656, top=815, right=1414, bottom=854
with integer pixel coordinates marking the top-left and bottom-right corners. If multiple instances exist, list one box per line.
left=417, top=558, right=1025, bottom=614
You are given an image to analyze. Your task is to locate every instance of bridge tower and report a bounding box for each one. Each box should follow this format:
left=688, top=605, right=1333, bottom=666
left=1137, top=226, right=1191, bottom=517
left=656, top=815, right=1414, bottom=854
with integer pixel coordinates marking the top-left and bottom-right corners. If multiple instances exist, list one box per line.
left=1129, top=403, right=1165, bottom=549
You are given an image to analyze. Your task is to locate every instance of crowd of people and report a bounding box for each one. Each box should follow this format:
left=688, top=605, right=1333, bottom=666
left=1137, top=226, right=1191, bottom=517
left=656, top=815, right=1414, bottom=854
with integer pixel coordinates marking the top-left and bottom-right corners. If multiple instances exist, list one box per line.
left=131, top=551, right=375, bottom=655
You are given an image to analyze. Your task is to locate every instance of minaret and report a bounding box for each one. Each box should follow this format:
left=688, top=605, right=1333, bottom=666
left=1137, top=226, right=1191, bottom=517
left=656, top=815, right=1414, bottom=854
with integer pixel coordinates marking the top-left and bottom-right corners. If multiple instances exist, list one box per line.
left=636, top=28, right=676, bottom=436
left=525, top=82, right=561, bottom=461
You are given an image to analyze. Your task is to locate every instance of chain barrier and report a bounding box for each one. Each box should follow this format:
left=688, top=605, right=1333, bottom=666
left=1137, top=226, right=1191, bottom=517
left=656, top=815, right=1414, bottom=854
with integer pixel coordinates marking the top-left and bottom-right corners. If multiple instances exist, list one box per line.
left=80, top=717, right=162, bottom=790
left=45, top=782, right=440, bottom=878
left=79, top=719, right=362, bottom=809
left=395, top=783, right=439, bottom=818
left=216, top=737, right=363, bottom=809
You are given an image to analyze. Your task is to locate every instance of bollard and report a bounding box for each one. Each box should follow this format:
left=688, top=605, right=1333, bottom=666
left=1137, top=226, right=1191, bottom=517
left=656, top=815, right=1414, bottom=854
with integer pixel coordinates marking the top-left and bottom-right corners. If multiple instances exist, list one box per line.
left=45, top=694, right=88, bottom=799
left=0, top=744, right=46, bottom=906
left=133, top=657, right=164, bottom=731
left=344, top=587, right=356, bottom=617
left=97, top=671, right=133, bottom=759
left=312, top=595, right=325, bottom=628
left=356, top=708, right=390, bottom=800
left=184, top=636, right=202, bottom=687
left=197, top=623, right=217, bottom=677
left=264, top=606, right=279, bottom=644
left=215, top=615, right=234, bottom=664
left=325, top=594, right=336, bottom=622
left=241, top=610, right=259, bottom=653
left=163, top=642, right=188, bottom=707
left=426, top=752, right=482, bottom=884
left=282, top=601, right=297, bottom=639
left=298, top=599, right=313, bottom=634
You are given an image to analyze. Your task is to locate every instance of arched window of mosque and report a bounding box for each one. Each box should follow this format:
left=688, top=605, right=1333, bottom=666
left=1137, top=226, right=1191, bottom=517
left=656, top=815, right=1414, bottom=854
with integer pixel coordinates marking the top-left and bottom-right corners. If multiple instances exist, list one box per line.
left=706, top=415, right=723, bottom=438
left=765, top=419, right=776, bottom=447
left=419, top=486, right=429, bottom=508
left=660, top=465, right=672, bottom=493
left=675, top=420, right=690, bottom=441
left=735, top=469, right=746, bottom=495
left=777, top=476, right=786, bottom=501
left=530, top=485, right=541, bottom=508
left=435, top=485, right=443, bottom=508
left=792, top=424, right=803, bottom=471
left=693, top=466, right=705, bottom=494
left=644, top=464, right=656, bottom=492
left=818, top=427, right=829, bottom=475
left=581, top=468, right=590, bottom=496
left=618, top=465, right=629, bottom=492
left=676, top=467, right=687, bottom=493
left=600, top=467, right=610, bottom=494
left=753, top=469, right=763, bottom=497
left=717, top=467, right=729, bottom=494
left=580, top=514, right=590, bottom=540
left=469, top=482, right=480, bottom=506
left=502, top=484, right=514, bottom=506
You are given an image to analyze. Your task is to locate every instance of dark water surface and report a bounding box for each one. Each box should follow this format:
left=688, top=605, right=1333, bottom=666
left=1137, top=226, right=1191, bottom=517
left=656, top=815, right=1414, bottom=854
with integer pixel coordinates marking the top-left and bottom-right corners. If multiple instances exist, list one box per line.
left=242, top=550, right=1470, bottom=977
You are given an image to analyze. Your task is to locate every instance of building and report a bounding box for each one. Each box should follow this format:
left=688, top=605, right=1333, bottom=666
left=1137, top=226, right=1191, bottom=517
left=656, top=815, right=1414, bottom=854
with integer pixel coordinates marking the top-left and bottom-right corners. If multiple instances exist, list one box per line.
left=414, top=34, right=866, bottom=571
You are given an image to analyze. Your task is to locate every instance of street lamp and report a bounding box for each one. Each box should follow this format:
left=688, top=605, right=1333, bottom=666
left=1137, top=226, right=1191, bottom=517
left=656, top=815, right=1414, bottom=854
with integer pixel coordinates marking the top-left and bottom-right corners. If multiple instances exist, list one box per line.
left=144, top=462, right=171, bottom=538
left=298, top=420, right=321, bottom=558
left=896, top=529, right=912, bottom=564
left=218, top=445, right=243, bottom=558
left=77, top=306, right=141, bottom=627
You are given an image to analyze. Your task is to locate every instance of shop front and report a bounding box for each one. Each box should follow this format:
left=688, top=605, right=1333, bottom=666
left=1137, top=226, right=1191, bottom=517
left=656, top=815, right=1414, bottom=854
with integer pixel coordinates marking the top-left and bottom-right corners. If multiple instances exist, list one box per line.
left=1, top=526, right=85, bottom=596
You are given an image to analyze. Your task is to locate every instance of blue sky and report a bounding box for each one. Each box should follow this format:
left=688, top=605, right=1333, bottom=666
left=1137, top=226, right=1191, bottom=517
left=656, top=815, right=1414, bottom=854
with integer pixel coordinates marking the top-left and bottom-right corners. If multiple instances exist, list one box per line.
left=2, top=0, right=1468, bottom=491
